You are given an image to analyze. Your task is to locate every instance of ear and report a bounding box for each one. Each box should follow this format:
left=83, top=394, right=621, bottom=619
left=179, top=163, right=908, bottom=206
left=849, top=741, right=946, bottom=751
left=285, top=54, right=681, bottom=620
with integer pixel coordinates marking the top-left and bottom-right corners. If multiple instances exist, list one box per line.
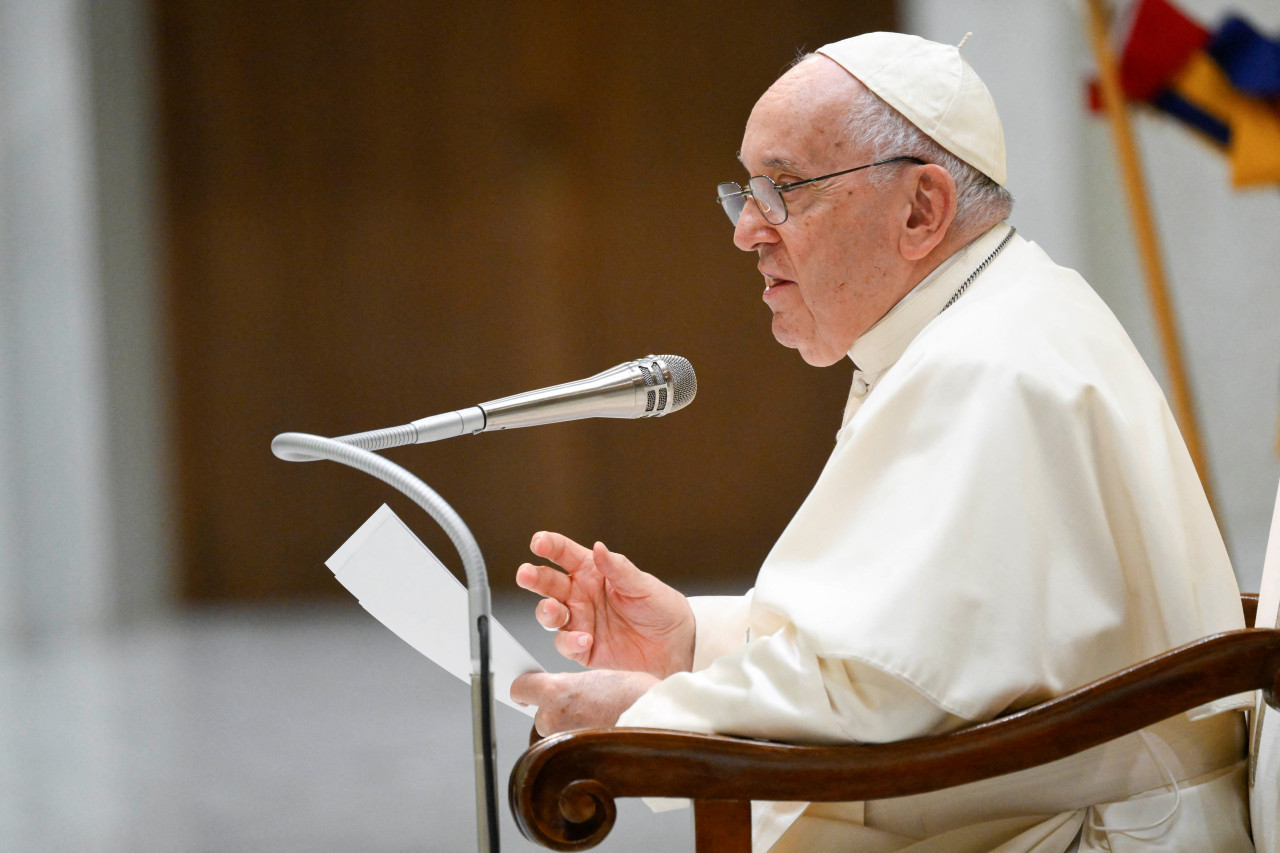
left=899, top=164, right=957, bottom=261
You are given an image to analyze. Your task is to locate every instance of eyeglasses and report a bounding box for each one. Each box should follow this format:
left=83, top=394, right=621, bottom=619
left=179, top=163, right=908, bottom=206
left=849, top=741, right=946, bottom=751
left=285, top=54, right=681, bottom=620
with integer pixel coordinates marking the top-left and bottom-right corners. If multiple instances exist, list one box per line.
left=715, top=156, right=925, bottom=226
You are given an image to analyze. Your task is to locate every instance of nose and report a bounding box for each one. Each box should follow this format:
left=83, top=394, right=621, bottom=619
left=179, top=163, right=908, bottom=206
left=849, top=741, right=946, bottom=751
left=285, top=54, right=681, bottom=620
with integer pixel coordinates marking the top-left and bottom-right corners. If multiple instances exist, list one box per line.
left=731, top=197, right=780, bottom=252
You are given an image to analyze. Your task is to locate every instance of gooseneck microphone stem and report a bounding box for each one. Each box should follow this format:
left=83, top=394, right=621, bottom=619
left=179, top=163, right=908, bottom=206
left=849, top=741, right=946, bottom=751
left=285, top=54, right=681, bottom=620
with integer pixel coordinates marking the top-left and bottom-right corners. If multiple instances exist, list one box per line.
left=270, top=354, right=696, bottom=851
left=270, top=432, right=500, bottom=853
left=273, top=355, right=697, bottom=463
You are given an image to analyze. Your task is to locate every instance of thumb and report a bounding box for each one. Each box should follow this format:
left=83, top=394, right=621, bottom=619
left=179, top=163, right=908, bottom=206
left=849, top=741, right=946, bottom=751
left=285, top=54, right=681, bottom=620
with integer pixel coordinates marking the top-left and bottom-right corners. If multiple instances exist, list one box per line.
left=592, top=541, right=647, bottom=594
left=509, top=671, right=546, bottom=707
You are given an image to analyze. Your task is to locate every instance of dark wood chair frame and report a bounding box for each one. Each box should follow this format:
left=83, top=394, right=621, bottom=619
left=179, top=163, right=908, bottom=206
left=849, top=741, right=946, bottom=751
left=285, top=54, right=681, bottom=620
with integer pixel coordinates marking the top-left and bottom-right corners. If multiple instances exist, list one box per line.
left=511, top=594, right=1276, bottom=852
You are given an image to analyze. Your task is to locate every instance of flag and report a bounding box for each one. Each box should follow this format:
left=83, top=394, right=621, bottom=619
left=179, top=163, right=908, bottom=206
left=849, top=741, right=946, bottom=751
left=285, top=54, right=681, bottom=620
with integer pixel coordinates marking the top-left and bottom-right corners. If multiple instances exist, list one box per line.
left=1092, top=0, right=1280, bottom=189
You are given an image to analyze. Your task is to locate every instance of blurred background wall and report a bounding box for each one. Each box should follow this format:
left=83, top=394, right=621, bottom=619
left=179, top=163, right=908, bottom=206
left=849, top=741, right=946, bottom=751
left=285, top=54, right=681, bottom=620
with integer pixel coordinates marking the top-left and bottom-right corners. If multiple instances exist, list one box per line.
left=0, top=0, right=172, bottom=637
left=0, top=0, right=893, bottom=639
left=151, top=0, right=891, bottom=607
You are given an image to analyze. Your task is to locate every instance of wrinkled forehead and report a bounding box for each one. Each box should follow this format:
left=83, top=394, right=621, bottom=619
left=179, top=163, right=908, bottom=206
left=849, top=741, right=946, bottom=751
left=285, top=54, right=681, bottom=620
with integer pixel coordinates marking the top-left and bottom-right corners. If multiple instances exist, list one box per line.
left=740, top=56, right=868, bottom=174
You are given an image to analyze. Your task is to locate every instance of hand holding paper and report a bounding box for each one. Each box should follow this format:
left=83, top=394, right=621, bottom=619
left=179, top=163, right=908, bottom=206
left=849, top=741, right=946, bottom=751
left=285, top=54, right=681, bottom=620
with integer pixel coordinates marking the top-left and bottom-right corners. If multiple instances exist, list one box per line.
left=326, top=504, right=544, bottom=716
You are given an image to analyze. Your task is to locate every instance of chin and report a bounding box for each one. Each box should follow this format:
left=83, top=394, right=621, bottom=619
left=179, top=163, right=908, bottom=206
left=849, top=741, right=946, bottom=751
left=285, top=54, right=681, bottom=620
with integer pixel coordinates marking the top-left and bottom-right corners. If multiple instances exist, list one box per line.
left=771, top=316, right=848, bottom=367
left=797, top=349, right=846, bottom=368
left=773, top=332, right=845, bottom=367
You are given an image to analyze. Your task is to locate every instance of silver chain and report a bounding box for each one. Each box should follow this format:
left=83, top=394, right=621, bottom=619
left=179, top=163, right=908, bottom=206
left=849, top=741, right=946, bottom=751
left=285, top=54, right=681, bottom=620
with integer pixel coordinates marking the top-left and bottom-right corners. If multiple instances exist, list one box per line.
left=941, top=225, right=1016, bottom=312
left=853, top=225, right=1018, bottom=401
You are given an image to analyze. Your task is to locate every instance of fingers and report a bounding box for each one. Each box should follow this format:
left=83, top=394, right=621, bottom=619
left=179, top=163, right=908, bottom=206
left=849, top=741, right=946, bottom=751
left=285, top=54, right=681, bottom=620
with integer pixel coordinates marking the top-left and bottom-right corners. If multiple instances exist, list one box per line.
left=589, top=541, right=646, bottom=594
left=515, top=561, right=572, bottom=602
left=515, top=670, right=660, bottom=736
left=553, top=630, right=593, bottom=664
left=510, top=671, right=548, bottom=708
left=510, top=671, right=571, bottom=736
left=536, top=598, right=569, bottom=632
left=530, top=531, right=594, bottom=572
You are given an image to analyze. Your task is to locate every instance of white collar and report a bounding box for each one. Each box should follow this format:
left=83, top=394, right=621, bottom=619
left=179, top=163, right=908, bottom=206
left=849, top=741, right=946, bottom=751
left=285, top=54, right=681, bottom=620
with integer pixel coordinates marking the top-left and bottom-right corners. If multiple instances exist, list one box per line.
left=840, top=222, right=1015, bottom=428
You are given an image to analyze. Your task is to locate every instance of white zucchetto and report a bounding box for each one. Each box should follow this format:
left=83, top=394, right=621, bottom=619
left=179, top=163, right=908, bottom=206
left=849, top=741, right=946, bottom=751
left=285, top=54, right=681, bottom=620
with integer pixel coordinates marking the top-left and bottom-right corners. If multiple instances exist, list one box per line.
left=817, top=32, right=1007, bottom=186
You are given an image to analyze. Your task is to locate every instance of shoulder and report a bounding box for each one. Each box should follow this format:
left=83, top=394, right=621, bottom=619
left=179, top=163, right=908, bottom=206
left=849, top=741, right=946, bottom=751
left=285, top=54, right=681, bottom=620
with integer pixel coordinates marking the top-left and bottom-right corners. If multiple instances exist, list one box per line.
left=896, top=238, right=1156, bottom=410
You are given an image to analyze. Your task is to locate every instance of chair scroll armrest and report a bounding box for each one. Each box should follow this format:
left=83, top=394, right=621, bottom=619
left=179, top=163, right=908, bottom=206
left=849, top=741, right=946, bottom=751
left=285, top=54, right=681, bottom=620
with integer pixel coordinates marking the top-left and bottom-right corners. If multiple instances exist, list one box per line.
left=510, top=629, right=1280, bottom=851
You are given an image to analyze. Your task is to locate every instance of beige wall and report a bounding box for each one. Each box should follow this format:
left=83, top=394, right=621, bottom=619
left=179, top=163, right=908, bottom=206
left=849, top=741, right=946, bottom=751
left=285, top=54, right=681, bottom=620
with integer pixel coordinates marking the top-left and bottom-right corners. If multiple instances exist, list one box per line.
left=152, top=1, right=897, bottom=602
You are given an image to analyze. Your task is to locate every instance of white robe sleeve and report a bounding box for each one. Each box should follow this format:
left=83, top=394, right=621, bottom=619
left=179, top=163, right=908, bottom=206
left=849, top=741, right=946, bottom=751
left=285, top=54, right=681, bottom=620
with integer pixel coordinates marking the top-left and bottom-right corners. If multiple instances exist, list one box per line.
left=688, top=592, right=754, bottom=671
left=619, top=619, right=967, bottom=744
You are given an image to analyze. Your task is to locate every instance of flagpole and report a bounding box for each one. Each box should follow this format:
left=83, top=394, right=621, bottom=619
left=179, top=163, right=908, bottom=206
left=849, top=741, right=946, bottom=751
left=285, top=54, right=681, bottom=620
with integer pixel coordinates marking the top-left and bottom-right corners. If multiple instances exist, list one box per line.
left=1083, top=0, right=1219, bottom=518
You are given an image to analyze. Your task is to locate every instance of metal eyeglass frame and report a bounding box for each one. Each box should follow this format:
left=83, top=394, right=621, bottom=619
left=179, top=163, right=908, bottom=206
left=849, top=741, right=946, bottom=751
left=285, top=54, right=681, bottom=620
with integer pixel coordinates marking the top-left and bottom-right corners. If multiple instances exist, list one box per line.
left=716, top=155, right=926, bottom=225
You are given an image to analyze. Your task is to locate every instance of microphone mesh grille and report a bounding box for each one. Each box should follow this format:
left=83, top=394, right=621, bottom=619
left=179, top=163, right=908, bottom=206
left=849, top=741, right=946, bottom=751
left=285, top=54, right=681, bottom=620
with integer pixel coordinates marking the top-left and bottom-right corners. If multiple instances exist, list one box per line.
left=654, top=354, right=697, bottom=411
left=638, top=364, right=657, bottom=412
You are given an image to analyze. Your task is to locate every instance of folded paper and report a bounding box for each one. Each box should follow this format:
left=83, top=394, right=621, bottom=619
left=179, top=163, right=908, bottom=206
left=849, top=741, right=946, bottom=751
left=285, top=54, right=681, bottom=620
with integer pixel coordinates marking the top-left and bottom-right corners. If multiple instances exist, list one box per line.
left=326, top=504, right=544, bottom=716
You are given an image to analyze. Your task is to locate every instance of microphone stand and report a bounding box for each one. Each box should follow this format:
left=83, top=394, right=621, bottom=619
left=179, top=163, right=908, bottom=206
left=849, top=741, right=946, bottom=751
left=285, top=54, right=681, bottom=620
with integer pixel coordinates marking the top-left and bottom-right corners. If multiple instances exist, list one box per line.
left=271, top=432, right=500, bottom=853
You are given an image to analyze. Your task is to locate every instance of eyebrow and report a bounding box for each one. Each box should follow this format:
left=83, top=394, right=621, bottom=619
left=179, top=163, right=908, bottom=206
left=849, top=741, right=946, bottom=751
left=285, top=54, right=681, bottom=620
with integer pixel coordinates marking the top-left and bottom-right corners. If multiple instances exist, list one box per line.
left=735, top=152, right=807, bottom=173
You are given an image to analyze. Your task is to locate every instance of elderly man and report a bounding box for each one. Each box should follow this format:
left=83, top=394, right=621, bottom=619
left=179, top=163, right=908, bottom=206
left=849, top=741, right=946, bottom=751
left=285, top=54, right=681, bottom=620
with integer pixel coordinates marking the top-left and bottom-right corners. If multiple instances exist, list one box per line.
left=511, top=32, right=1251, bottom=852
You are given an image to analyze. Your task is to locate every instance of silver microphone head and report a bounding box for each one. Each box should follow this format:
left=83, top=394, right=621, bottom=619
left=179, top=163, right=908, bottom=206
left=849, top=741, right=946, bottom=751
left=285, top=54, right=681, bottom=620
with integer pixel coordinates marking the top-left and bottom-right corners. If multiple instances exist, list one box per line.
left=476, top=353, right=697, bottom=431
left=640, top=354, right=697, bottom=416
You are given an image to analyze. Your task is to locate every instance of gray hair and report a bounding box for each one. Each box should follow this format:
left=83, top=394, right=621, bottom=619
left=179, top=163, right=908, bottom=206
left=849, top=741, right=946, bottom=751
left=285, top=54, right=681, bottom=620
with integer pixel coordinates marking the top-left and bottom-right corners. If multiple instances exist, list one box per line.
left=794, top=54, right=1014, bottom=233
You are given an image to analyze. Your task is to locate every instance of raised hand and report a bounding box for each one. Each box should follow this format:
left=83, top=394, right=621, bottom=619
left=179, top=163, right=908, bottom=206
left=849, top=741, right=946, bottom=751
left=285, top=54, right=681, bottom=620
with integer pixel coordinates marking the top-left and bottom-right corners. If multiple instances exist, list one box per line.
left=515, top=531, right=695, bottom=678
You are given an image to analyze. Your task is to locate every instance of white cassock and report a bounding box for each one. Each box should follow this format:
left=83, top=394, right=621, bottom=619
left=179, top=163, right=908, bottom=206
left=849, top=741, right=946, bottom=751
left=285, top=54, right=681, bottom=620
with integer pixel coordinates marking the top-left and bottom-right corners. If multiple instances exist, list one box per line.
left=616, top=223, right=1253, bottom=852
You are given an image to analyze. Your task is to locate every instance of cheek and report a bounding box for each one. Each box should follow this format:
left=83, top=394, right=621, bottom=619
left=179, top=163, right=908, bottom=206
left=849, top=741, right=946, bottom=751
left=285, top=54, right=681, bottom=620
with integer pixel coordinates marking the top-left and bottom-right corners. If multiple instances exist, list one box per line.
left=813, top=236, right=882, bottom=298
left=798, top=255, right=883, bottom=342
left=783, top=234, right=827, bottom=285
left=794, top=245, right=852, bottom=308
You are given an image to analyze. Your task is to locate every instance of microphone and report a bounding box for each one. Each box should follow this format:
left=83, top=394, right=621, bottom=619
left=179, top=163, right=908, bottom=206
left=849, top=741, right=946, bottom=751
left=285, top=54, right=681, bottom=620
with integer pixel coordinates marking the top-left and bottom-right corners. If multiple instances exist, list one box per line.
left=273, top=354, right=696, bottom=461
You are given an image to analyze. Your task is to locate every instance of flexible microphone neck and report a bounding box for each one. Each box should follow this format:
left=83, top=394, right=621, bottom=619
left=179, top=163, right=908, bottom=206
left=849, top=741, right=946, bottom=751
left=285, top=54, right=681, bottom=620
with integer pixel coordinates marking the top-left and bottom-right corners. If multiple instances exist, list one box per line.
left=271, top=354, right=696, bottom=462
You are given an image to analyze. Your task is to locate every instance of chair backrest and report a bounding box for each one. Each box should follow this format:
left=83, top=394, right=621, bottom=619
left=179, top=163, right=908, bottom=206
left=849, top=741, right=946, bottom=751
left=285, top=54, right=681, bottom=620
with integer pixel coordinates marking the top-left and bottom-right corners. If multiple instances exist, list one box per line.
left=1250, top=476, right=1280, bottom=851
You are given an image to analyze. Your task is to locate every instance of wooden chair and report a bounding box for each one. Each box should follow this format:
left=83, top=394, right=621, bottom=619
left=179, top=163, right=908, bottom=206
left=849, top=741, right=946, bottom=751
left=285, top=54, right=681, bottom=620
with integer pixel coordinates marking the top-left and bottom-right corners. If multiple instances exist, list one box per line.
left=511, top=591, right=1278, bottom=851
left=512, top=472, right=1280, bottom=851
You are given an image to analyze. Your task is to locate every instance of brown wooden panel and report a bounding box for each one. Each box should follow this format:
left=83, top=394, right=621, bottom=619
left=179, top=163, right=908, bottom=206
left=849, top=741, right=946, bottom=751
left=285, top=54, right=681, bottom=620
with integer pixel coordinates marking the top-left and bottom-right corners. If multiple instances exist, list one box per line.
left=151, top=0, right=897, bottom=602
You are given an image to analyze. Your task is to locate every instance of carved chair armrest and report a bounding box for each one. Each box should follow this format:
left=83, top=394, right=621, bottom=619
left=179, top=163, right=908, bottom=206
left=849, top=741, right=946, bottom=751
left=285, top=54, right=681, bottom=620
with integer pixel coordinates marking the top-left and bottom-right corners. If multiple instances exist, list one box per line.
left=511, top=628, right=1280, bottom=850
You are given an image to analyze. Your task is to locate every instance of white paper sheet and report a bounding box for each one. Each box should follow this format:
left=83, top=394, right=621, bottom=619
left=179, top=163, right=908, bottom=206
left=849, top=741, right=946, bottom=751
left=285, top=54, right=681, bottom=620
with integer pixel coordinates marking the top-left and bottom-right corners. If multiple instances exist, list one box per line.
left=326, top=504, right=544, bottom=716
